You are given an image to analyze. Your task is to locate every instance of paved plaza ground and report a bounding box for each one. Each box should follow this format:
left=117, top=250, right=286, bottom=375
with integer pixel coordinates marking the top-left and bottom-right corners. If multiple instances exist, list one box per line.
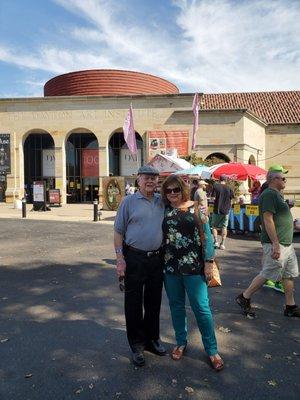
left=0, top=217, right=299, bottom=400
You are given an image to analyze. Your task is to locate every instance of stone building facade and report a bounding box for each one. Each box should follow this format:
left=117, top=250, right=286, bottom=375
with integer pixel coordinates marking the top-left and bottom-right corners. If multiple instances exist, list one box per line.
left=0, top=69, right=299, bottom=205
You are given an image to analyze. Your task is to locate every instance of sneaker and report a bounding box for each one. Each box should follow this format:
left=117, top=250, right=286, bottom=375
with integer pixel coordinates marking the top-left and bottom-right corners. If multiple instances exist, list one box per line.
left=214, top=242, right=220, bottom=249
left=263, top=280, right=276, bottom=289
left=236, top=293, right=255, bottom=317
left=284, top=305, right=300, bottom=317
left=274, top=281, right=285, bottom=293
left=219, top=244, right=226, bottom=250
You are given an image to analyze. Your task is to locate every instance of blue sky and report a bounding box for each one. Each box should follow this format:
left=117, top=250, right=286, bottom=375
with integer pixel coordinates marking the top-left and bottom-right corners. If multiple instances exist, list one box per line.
left=0, top=0, right=299, bottom=97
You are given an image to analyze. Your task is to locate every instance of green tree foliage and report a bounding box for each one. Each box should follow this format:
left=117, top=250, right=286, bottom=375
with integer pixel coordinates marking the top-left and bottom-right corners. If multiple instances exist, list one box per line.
left=182, top=153, right=227, bottom=166
left=181, top=153, right=205, bottom=166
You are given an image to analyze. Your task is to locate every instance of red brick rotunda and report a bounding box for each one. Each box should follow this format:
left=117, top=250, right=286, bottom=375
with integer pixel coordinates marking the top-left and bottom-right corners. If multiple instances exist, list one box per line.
left=44, top=69, right=179, bottom=96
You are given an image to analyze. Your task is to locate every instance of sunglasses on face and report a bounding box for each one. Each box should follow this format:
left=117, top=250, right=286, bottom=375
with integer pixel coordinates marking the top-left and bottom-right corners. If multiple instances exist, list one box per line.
left=274, top=177, right=286, bottom=182
left=165, top=187, right=181, bottom=194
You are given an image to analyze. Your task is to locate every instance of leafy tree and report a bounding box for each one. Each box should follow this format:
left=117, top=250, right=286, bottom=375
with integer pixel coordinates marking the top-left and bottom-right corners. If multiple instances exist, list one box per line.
left=181, top=153, right=227, bottom=166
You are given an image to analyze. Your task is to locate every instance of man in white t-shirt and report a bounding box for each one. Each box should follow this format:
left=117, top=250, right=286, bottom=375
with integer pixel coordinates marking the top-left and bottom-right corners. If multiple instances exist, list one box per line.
left=194, top=180, right=208, bottom=215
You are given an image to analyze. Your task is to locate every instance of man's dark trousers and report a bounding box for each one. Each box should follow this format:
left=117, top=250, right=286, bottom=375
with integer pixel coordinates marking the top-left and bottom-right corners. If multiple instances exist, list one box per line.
left=124, top=249, right=163, bottom=350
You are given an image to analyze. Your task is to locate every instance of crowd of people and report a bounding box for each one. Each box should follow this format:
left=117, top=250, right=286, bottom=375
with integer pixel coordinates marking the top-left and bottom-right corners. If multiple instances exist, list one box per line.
left=113, top=164, right=299, bottom=370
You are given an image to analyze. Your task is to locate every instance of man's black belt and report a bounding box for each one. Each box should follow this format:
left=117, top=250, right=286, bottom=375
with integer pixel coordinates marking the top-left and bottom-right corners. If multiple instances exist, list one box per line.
left=127, top=246, right=161, bottom=257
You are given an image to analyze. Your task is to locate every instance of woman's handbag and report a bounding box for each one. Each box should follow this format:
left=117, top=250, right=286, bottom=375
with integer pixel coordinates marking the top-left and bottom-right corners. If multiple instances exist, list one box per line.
left=208, top=260, right=222, bottom=287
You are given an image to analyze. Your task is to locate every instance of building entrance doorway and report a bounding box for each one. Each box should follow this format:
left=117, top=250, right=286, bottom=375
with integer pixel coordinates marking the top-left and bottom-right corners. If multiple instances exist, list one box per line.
left=109, top=131, right=143, bottom=176
left=66, top=132, right=99, bottom=203
left=24, top=133, right=55, bottom=203
left=0, top=174, right=6, bottom=202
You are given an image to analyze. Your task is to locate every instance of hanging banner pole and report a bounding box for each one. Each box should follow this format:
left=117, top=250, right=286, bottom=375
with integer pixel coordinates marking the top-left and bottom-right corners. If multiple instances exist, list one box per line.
left=192, top=93, right=199, bottom=150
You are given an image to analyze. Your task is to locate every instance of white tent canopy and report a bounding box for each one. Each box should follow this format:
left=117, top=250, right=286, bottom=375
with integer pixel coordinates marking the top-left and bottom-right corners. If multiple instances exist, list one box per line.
left=147, top=153, right=192, bottom=174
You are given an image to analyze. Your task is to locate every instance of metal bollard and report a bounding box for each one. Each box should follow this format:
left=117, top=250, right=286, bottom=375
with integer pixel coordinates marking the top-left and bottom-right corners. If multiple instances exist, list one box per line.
left=22, top=198, right=26, bottom=218
left=93, top=199, right=98, bottom=222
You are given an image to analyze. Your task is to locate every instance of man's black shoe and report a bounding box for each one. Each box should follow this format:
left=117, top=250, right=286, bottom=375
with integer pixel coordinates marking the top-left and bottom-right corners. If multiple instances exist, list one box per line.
left=236, top=293, right=256, bottom=318
left=284, top=305, right=300, bottom=317
left=145, top=340, right=166, bottom=356
left=131, top=349, right=145, bottom=367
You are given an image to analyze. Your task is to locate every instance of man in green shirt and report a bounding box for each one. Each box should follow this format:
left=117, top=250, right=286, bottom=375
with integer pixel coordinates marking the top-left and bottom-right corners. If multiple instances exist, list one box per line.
left=236, top=168, right=299, bottom=318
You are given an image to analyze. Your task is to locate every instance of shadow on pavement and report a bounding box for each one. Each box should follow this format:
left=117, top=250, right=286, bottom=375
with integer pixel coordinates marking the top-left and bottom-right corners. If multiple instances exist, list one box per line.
left=0, top=221, right=299, bottom=399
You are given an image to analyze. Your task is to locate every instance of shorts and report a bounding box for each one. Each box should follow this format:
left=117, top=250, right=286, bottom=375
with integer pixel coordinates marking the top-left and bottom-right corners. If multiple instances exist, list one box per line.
left=259, top=243, right=299, bottom=281
left=211, top=213, right=229, bottom=229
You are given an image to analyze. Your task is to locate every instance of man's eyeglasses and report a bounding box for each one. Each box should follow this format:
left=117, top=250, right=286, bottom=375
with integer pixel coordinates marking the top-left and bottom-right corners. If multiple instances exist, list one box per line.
left=165, top=187, right=181, bottom=194
left=274, top=177, right=286, bottom=182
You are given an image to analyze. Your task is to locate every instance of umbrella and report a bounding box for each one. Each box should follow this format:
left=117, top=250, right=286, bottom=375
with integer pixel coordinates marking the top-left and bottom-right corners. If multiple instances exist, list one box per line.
left=209, top=162, right=267, bottom=181
left=174, top=164, right=210, bottom=176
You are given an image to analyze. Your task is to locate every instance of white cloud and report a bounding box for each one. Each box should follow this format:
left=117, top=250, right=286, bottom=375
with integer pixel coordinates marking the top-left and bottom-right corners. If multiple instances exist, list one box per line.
left=71, top=28, right=105, bottom=43
left=0, top=0, right=299, bottom=94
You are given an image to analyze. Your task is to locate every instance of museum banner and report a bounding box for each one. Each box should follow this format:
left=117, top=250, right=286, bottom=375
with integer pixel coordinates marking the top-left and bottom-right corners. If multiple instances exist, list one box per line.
left=120, top=148, right=142, bottom=176
left=82, top=149, right=99, bottom=177
left=42, top=149, right=55, bottom=177
left=0, top=133, right=11, bottom=174
left=148, top=131, right=189, bottom=159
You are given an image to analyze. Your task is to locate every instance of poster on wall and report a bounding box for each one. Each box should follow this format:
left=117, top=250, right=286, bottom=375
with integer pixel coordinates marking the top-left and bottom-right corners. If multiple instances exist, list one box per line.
left=0, top=133, right=11, bottom=174
left=120, top=148, right=142, bottom=176
left=148, top=131, right=189, bottom=159
left=42, top=149, right=55, bottom=177
left=82, top=149, right=99, bottom=177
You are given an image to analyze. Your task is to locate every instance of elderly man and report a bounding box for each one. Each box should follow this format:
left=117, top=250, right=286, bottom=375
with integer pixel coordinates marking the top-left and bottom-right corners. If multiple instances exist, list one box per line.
left=114, top=165, right=166, bottom=366
left=236, top=167, right=299, bottom=318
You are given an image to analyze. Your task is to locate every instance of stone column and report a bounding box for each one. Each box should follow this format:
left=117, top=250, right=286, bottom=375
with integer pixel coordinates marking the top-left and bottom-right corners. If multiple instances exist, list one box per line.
left=98, top=144, right=108, bottom=207
left=5, top=132, right=23, bottom=203
left=53, top=135, right=67, bottom=204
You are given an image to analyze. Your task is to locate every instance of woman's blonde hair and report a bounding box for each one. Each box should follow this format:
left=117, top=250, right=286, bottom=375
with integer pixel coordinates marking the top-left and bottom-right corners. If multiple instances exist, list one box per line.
left=161, top=175, right=190, bottom=204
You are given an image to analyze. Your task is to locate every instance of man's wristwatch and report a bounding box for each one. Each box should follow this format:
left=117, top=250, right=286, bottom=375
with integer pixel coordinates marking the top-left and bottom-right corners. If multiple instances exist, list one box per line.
left=115, top=247, right=123, bottom=254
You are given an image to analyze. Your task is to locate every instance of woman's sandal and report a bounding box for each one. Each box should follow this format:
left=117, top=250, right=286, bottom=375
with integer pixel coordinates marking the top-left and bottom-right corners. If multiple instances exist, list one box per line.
left=171, top=345, right=187, bottom=361
left=209, top=354, right=224, bottom=372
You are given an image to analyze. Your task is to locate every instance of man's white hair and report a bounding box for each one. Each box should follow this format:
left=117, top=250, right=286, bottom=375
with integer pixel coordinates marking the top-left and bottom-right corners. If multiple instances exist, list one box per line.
left=267, top=171, right=281, bottom=184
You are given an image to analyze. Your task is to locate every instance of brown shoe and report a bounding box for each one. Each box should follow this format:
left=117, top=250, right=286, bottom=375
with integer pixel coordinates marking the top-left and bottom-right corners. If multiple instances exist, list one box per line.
left=171, top=345, right=186, bottom=361
left=209, top=354, right=224, bottom=372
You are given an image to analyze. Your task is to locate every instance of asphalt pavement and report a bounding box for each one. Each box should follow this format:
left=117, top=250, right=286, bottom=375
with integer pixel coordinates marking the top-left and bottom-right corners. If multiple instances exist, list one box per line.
left=0, top=219, right=299, bottom=400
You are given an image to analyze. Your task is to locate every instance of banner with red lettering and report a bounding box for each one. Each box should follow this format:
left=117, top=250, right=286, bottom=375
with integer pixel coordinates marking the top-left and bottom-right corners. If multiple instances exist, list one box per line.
left=82, top=149, right=99, bottom=177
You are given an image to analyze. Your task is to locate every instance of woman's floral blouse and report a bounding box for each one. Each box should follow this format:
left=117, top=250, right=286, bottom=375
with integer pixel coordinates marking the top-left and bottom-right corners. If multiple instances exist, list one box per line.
left=162, top=205, right=205, bottom=275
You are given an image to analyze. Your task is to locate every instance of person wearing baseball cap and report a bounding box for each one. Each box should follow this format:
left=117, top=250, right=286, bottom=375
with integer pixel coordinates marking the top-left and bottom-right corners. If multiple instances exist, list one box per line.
left=114, top=164, right=166, bottom=366
left=260, top=165, right=289, bottom=293
left=236, top=167, right=299, bottom=318
left=259, top=164, right=288, bottom=198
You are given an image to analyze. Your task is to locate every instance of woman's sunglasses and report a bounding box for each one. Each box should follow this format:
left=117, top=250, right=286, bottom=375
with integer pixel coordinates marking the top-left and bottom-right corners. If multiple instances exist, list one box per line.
left=165, top=187, right=181, bottom=194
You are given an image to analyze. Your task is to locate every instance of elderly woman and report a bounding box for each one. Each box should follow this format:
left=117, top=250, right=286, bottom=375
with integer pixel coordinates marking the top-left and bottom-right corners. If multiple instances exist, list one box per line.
left=161, top=175, right=224, bottom=371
